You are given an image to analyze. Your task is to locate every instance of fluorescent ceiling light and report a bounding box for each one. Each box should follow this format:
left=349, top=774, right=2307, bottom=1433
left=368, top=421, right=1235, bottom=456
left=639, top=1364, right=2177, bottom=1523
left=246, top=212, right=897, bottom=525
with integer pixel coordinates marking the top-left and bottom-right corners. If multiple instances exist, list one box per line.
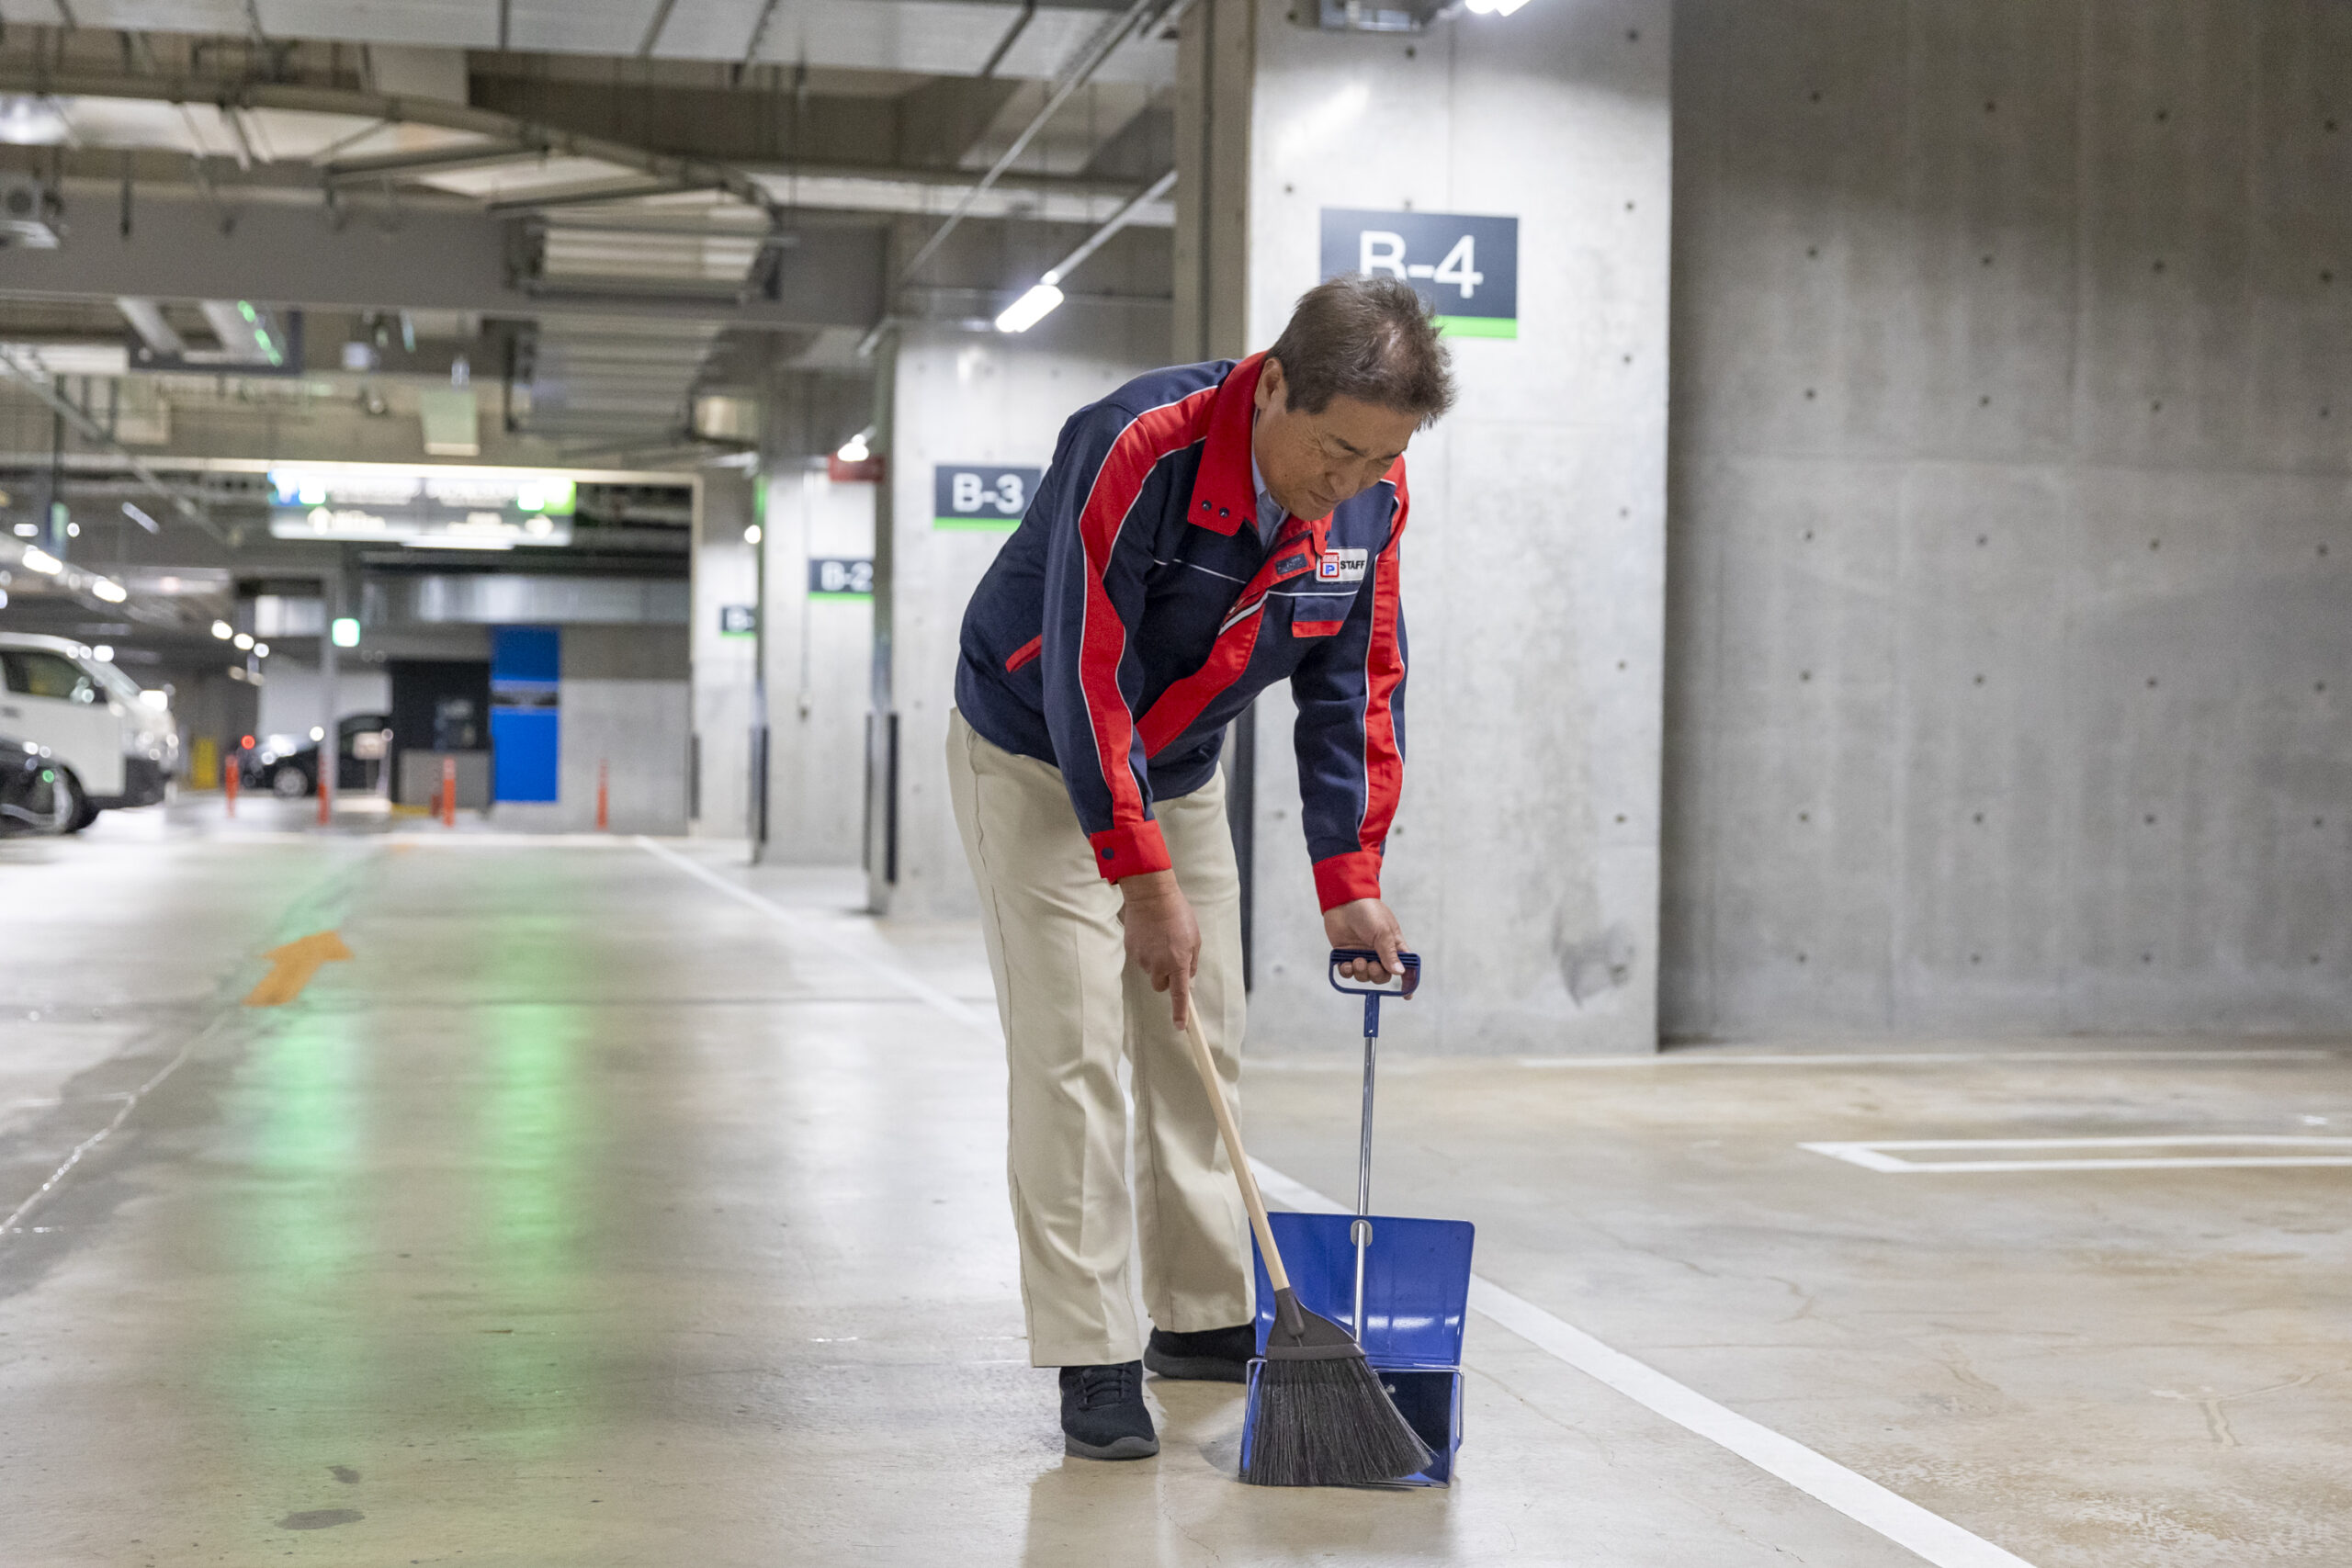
left=267, top=465, right=578, bottom=513
left=0, top=96, right=71, bottom=145
left=121, top=502, right=159, bottom=534
left=996, top=281, right=1066, bottom=334
left=91, top=645, right=113, bottom=661
left=21, top=546, right=61, bottom=574
left=90, top=578, right=128, bottom=604
left=140, top=689, right=169, bottom=711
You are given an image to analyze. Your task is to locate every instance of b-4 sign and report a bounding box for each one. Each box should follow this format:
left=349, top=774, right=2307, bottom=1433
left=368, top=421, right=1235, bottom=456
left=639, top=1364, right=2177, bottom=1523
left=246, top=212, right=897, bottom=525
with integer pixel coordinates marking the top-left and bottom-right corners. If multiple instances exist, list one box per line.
left=933, top=464, right=1043, bottom=530
left=1319, top=209, right=1520, bottom=339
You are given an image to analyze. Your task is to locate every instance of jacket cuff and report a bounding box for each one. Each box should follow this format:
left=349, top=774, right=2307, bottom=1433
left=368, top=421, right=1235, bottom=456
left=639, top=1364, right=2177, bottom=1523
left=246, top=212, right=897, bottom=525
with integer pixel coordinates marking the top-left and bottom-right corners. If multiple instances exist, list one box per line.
left=1312, top=850, right=1384, bottom=911
left=1091, top=820, right=1172, bottom=882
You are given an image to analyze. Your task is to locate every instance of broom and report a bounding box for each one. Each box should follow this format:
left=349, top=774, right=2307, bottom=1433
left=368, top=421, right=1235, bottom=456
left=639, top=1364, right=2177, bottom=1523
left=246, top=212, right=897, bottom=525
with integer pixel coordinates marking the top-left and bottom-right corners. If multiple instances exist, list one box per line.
left=1179, top=1006, right=1433, bottom=1486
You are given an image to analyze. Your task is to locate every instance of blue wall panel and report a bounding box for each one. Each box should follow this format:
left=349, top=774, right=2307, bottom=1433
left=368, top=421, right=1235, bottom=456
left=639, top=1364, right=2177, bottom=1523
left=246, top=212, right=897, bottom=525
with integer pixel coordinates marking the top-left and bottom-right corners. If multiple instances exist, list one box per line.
left=491, top=626, right=561, bottom=803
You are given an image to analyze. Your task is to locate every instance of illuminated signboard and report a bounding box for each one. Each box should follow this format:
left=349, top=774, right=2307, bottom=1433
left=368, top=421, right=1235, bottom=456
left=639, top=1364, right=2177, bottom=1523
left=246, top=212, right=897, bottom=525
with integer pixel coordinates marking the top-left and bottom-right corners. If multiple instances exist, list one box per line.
left=265, top=466, right=579, bottom=547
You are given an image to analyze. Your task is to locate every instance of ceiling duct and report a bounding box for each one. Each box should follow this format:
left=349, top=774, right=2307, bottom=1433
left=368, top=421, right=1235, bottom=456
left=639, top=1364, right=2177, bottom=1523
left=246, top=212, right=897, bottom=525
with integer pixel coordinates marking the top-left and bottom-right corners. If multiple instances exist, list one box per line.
left=511, top=316, right=725, bottom=444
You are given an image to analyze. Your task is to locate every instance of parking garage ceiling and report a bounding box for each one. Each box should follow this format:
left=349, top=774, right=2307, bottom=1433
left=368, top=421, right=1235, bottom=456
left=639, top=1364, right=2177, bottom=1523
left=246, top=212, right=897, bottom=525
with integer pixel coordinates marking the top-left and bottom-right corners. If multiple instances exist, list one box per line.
left=0, top=5, right=1179, bottom=664
left=0, top=6, right=1179, bottom=448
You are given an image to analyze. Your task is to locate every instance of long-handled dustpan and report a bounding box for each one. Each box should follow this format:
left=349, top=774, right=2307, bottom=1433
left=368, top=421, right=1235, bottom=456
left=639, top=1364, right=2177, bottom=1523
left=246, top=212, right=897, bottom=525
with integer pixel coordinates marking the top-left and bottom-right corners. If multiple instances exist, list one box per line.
left=1238, top=950, right=1476, bottom=1485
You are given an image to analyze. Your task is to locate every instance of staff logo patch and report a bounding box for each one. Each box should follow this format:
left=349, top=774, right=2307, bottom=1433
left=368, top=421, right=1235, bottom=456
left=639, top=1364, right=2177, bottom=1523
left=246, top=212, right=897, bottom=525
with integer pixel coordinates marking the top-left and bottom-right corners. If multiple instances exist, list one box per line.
left=1317, top=547, right=1369, bottom=583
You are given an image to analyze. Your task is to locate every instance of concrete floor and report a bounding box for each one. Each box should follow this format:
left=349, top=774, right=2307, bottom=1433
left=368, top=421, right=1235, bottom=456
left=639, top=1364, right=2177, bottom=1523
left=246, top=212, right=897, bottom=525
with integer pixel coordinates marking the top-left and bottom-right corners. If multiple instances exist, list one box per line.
left=2, top=803, right=2347, bottom=1566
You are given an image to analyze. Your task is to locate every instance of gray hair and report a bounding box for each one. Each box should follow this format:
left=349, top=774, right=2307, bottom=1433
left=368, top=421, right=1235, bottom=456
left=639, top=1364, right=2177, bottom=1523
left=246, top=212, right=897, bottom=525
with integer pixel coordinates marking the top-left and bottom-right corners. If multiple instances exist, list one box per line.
left=1264, top=276, right=1456, bottom=428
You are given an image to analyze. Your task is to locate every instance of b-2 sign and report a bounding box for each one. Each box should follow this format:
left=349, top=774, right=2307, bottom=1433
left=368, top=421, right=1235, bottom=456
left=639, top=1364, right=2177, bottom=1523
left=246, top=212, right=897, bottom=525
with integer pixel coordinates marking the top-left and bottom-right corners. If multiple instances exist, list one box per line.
left=808, top=558, right=874, bottom=598
left=1319, top=209, right=1519, bottom=339
left=933, top=464, right=1044, bottom=531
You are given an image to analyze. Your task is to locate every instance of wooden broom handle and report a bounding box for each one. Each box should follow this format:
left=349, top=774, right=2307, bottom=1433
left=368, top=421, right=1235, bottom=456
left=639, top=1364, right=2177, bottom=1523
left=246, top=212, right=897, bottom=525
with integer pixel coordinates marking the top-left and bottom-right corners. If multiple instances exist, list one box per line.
left=1181, top=1005, right=1292, bottom=1295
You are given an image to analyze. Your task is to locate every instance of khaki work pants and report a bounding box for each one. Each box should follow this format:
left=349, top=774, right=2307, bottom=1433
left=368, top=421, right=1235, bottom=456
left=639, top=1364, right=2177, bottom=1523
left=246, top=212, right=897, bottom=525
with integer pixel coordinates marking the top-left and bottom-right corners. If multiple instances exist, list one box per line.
left=945, top=708, right=1251, bottom=1367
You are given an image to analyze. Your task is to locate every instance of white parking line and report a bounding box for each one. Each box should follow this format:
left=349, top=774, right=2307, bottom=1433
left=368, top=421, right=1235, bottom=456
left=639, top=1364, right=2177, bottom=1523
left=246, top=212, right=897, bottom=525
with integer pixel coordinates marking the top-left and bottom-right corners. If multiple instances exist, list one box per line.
left=1249, top=1163, right=2037, bottom=1568
left=643, top=838, right=2041, bottom=1568
left=1521, top=1049, right=2341, bottom=1068
left=1804, top=1134, right=2352, bottom=1174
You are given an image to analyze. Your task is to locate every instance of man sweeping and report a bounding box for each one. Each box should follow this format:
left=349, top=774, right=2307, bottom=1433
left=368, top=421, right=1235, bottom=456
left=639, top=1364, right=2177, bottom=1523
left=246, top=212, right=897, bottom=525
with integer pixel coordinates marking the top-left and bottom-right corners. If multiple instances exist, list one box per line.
left=946, top=276, right=1454, bottom=1459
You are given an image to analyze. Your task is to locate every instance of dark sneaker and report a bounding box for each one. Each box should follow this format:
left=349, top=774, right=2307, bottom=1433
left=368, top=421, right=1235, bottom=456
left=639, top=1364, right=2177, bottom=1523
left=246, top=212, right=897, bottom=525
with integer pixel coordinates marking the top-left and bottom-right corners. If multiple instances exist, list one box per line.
left=1143, top=1323, right=1256, bottom=1383
left=1058, top=1361, right=1159, bottom=1460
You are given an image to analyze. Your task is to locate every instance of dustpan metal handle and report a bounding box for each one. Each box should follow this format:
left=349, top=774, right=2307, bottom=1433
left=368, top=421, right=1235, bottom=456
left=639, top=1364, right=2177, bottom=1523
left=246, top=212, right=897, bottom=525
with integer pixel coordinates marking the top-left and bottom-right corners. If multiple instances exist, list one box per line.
left=1353, top=1024, right=1376, bottom=1338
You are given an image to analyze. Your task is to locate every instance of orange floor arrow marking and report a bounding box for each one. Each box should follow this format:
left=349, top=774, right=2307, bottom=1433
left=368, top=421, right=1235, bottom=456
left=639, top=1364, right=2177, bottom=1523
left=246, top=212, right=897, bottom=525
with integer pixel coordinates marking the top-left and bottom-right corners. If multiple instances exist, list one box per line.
left=243, top=931, right=354, bottom=1007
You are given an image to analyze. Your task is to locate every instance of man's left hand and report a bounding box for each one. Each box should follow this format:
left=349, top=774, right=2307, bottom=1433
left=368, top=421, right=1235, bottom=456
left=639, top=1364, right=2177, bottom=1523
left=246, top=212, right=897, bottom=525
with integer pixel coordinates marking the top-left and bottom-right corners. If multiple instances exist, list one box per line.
left=1324, top=898, right=1405, bottom=983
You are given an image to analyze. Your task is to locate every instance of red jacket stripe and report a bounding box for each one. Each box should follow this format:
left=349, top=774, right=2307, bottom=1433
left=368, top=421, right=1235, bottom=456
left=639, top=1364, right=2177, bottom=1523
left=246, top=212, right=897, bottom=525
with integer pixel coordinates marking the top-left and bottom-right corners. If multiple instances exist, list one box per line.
left=1356, top=475, right=1409, bottom=853
left=1071, top=388, right=1219, bottom=833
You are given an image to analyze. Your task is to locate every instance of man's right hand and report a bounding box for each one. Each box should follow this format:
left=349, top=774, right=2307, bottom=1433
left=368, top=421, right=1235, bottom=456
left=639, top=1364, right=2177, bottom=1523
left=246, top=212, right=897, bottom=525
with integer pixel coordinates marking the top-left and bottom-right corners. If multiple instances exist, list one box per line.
left=1119, top=869, right=1201, bottom=1027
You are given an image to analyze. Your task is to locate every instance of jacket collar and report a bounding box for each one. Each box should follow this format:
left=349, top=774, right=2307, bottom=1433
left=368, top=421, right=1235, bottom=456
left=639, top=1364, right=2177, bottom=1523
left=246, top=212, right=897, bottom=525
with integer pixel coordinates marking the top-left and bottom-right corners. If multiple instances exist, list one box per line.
left=1182, top=352, right=1266, bottom=536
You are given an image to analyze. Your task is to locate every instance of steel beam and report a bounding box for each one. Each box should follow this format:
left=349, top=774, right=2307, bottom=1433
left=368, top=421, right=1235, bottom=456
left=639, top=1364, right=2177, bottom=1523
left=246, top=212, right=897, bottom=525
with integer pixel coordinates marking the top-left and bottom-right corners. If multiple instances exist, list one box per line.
left=0, top=68, right=784, bottom=221
left=0, top=346, right=223, bottom=539
left=323, top=142, right=544, bottom=185
left=0, top=193, right=883, bottom=331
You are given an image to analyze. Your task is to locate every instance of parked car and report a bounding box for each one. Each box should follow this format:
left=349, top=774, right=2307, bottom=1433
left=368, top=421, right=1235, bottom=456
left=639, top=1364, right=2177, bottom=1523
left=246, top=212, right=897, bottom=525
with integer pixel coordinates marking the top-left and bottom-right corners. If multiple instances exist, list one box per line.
left=0, top=734, right=69, bottom=837
left=241, top=713, right=392, bottom=798
left=0, top=633, right=176, bottom=832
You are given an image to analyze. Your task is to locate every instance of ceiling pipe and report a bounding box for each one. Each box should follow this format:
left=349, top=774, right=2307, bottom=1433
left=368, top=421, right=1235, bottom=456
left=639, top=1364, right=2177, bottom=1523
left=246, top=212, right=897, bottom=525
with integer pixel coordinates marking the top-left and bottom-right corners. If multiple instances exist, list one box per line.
left=322, top=141, right=548, bottom=185
left=978, top=0, right=1040, bottom=78
left=115, top=297, right=186, bottom=356
left=993, top=167, right=1175, bottom=333
left=895, top=0, right=1168, bottom=286
left=638, top=0, right=682, bottom=56
left=0, top=345, right=224, bottom=541
left=1040, top=166, right=1174, bottom=288
left=0, top=67, right=791, bottom=226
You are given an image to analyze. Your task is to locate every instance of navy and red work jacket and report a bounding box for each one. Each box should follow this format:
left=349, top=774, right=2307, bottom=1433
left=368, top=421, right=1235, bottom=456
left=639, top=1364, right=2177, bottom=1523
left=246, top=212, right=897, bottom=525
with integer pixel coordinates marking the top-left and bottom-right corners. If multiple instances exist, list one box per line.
left=954, top=351, right=1408, bottom=912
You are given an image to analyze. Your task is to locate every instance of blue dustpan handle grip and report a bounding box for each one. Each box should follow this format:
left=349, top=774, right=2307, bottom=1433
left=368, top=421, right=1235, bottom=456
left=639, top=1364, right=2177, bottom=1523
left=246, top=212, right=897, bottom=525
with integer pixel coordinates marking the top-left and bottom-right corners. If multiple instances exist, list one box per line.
left=1328, top=949, right=1421, bottom=1008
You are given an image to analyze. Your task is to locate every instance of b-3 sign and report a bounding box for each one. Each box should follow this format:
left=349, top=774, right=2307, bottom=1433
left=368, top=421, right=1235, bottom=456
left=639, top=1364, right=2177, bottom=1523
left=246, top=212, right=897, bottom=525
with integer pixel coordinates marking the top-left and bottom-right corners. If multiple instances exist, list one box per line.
left=1319, top=209, right=1519, bottom=339
left=933, top=464, right=1043, bottom=531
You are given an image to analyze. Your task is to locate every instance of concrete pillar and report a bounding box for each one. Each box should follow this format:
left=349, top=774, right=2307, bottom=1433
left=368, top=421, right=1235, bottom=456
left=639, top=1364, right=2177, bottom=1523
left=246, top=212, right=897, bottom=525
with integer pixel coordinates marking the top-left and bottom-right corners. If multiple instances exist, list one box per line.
left=1238, top=0, right=1674, bottom=1055
left=761, top=463, right=876, bottom=863
left=690, top=469, right=757, bottom=840
left=1173, top=0, right=1256, bottom=364
left=876, top=321, right=1170, bottom=919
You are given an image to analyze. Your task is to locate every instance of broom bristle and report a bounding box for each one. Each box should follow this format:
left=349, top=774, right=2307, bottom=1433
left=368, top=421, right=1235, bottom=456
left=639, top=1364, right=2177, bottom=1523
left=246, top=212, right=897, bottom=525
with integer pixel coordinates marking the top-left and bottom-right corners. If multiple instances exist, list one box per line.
left=1241, top=1356, right=1434, bottom=1486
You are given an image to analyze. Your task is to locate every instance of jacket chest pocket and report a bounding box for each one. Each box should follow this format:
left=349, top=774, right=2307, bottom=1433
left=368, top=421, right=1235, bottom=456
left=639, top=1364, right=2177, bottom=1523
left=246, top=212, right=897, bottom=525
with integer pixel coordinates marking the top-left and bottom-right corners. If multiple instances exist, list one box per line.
left=1286, top=591, right=1355, bottom=637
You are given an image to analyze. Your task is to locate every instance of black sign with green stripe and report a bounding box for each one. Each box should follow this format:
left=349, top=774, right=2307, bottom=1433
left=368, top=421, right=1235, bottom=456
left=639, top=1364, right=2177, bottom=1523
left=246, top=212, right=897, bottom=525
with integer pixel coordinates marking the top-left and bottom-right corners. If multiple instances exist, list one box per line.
left=1320, top=208, right=1519, bottom=339
left=934, top=465, right=1042, bottom=530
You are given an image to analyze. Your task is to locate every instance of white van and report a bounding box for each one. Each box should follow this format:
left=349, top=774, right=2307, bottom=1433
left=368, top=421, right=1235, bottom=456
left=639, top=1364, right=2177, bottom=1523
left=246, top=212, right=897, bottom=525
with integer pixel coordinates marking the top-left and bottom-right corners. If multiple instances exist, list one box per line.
left=0, top=632, right=176, bottom=830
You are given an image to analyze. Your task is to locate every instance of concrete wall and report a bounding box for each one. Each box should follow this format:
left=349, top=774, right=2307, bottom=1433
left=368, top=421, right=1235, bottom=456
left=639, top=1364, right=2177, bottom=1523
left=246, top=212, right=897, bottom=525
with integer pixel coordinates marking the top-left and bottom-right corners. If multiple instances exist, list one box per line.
left=881, top=317, right=1171, bottom=919
left=255, top=662, right=392, bottom=740
left=1663, top=0, right=2352, bottom=1039
left=762, top=467, right=876, bottom=863
left=1240, top=0, right=1675, bottom=1055
left=691, top=470, right=758, bottom=840
left=492, top=626, right=690, bottom=834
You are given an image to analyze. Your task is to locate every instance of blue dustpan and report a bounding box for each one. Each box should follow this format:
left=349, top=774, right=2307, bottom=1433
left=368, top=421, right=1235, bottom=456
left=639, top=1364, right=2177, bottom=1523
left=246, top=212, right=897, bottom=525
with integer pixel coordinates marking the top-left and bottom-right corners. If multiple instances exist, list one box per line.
left=1245, top=1211, right=1473, bottom=1483
left=1238, top=951, right=1476, bottom=1485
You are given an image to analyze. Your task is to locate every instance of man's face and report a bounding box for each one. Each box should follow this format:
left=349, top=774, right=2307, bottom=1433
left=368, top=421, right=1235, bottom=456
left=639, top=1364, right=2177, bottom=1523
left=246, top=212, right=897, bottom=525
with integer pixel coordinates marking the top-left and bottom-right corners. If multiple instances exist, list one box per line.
left=1250, top=357, right=1421, bottom=522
